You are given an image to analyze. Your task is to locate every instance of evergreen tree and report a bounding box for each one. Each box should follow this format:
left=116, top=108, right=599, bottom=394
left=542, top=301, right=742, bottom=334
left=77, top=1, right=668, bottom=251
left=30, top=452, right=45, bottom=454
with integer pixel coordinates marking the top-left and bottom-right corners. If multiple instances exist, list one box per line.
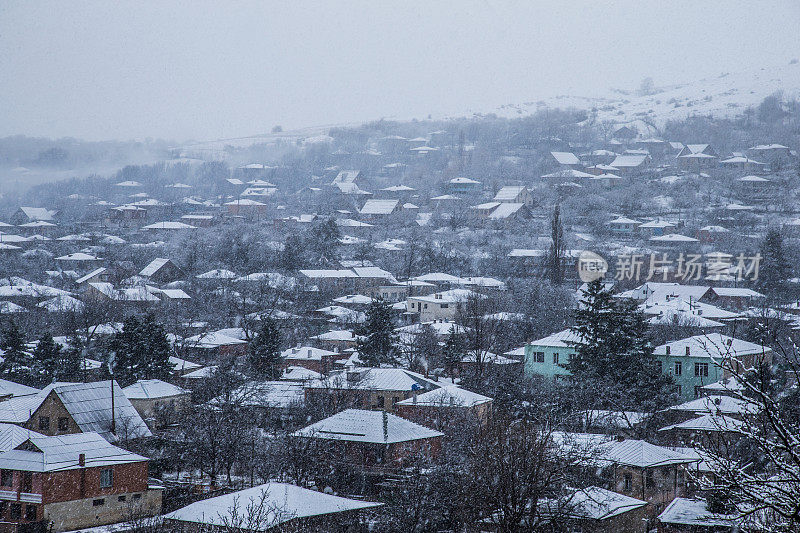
left=0, top=320, right=27, bottom=375
left=308, top=218, right=342, bottom=265
left=61, top=332, right=86, bottom=380
left=109, top=314, right=174, bottom=384
left=566, top=279, right=676, bottom=411
left=32, top=333, right=61, bottom=382
left=357, top=297, right=397, bottom=367
left=547, top=204, right=565, bottom=285
left=248, top=317, right=283, bottom=379
left=757, top=228, right=790, bottom=296
left=442, top=327, right=466, bottom=376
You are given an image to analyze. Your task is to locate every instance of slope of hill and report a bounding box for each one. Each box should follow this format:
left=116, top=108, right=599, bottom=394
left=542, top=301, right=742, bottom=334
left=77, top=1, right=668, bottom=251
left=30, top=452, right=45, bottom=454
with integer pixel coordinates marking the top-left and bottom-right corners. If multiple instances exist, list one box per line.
left=475, top=60, right=800, bottom=131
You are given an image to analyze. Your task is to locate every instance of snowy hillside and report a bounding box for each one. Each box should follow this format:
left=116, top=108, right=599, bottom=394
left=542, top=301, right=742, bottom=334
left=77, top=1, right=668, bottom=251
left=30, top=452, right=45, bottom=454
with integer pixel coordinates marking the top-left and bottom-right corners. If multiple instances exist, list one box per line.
left=472, top=60, right=800, bottom=131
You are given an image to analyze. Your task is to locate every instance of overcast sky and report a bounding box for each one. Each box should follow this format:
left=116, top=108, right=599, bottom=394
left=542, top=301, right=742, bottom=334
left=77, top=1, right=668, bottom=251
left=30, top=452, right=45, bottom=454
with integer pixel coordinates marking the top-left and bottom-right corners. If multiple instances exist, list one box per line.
left=1, top=1, right=799, bottom=142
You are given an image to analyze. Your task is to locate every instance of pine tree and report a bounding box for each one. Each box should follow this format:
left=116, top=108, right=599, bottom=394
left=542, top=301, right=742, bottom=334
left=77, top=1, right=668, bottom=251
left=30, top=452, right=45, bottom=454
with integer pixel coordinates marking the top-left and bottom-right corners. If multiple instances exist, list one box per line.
left=757, top=228, right=790, bottom=296
left=32, top=333, right=61, bottom=382
left=442, top=327, right=466, bottom=376
left=1, top=320, right=27, bottom=375
left=357, top=297, right=397, bottom=367
left=109, top=314, right=174, bottom=384
left=566, top=279, right=676, bottom=410
left=248, top=317, right=283, bottom=379
left=547, top=204, right=565, bottom=285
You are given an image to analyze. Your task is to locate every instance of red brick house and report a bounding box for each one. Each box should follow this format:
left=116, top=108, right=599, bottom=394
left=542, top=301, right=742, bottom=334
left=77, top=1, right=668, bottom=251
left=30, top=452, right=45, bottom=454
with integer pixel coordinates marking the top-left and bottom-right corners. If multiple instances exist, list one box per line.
left=280, top=346, right=338, bottom=374
left=0, top=432, right=161, bottom=532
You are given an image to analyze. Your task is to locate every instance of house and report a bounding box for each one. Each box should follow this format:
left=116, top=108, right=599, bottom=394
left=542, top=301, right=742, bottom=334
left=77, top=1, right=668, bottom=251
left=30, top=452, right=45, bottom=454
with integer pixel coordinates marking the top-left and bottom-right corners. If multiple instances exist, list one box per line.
left=541, top=486, right=649, bottom=533
left=676, top=144, right=719, bottom=170
left=0, top=381, right=151, bottom=442
left=657, top=497, right=744, bottom=532
left=639, top=220, right=676, bottom=238
left=0, top=432, right=161, bottom=532
left=279, top=346, right=339, bottom=374
left=448, top=177, right=482, bottom=194
left=557, top=434, right=695, bottom=509
left=10, top=207, right=57, bottom=225
left=550, top=151, right=581, bottom=168
left=654, top=334, right=772, bottom=400
left=487, top=203, right=532, bottom=223
left=395, top=385, right=493, bottom=429
left=183, top=330, right=248, bottom=361
left=74, top=267, right=110, bottom=286
left=523, top=329, right=580, bottom=382
left=748, top=143, right=792, bottom=169
left=406, top=288, right=477, bottom=322
left=612, top=125, right=637, bottom=141
left=163, top=482, right=381, bottom=532
left=359, top=199, right=402, bottom=220
left=223, top=198, right=267, bottom=219
left=304, top=367, right=441, bottom=413
left=608, top=216, right=642, bottom=234
left=122, top=379, right=191, bottom=427
left=493, top=185, right=533, bottom=207
left=293, top=409, right=444, bottom=470
left=105, top=205, right=147, bottom=226
left=609, top=154, right=650, bottom=174
left=720, top=155, right=767, bottom=172
left=138, top=258, right=184, bottom=284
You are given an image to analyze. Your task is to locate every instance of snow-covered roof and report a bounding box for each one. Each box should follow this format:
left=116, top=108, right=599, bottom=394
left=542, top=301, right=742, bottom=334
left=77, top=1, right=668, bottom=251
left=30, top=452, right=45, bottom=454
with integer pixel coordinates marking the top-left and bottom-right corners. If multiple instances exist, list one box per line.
left=0, top=432, right=147, bottom=473
left=488, top=203, right=525, bottom=220
left=139, top=258, right=173, bottom=277
left=610, top=155, right=648, bottom=168
left=528, top=328, right=581, bottom=348
left=18, top=207, right=56, bottom=221
left=558, top=486, right=647, bottom=521
left=448, top=177, right=481, bottom=184
left=306, top=368, right=440, bottom=392
left=649, top=234, right=699, bottom=242
left=123, top=379, right=189, bottom=400
left=657, top=497, right=738, bottom=528
left=163, top=483, right=382, bottom=527
left=294, top=408, right=443, bottom=444
left=359, top=199, right=400, bottom=215
left=184, top=331, right=247, bottom=348
left=141, top=221, right=196, bottom=230
left=654, top=333, right=769, bottom=359
left=196, top=269, right=238, bottom=279
left=659, top=413, right=744, bottom=433
left=551, top=151, right=580, bottom=165
left=281, top=346, right=337, bottom=361
left=666, top=395, right=756, bottom=416
left=395, top=385, right=492, bottom=407
left=541, top=169, right=595, bottom=179
left=55, top=252, right=99, bottom=261
left=209, top=381, right=304, bottom=409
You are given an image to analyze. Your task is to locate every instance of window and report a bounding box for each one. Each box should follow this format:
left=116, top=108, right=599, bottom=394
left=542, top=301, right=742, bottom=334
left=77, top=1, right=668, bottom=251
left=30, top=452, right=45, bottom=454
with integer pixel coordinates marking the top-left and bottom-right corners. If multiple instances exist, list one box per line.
left=423, top=304, right=428, bottom=309
left=1, top=470, right=12, bottom=487
left=132, top=494, right=142, bottom=500
left=0, top=500, right=7, bottom=518
left=440, top=304, right=449, bottom=309
left=58, top=417, right=69, bottom=431
left=118, top=496, right=126, bottom=502
left=10, top=503, right=20, bottom=519
left=674, top=361, right=682, bottom=376
left=676, top=385, right=682, bottom=396
left=392, top=396, right=399, bottom=406
left=552, top=352, right=559, bottom=365
left=656, top=360, right=663, bottom=372
left=22, top=473, right=31, bottom=493
left=24, top=505, right=36, bottom=522
left=665, top=346, right=671, bottom=355
left=685, top=346, right=690, bottom=356
left=695, top=362, right=709, bottom=377
left=623, top=473, right=632, bottom=492
left=532, top=352, right=545, bottom=363
left=92, top=499, right=105, bottom=507
left=100, top=468, right=113, bottom=489
left=694, top=386, right=703, bottom=398
left=376, top=396, right=385, bottom=408
left=646, top=471, right=655, bottom=489
left=38, top=416, right=50, bottom=431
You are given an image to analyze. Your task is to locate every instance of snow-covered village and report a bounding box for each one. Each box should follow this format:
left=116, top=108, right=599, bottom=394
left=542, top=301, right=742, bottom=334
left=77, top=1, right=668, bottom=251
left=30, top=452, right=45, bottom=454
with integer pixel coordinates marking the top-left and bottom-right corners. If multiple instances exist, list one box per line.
left=1, top=2, right=800, bottom=532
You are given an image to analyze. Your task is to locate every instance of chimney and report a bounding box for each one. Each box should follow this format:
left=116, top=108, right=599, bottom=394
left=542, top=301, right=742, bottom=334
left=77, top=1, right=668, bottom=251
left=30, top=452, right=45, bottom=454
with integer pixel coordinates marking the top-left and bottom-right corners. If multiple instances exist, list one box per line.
left=382, top=410, right=389, bottom=443
left=78, top=453, right=85, bottom=466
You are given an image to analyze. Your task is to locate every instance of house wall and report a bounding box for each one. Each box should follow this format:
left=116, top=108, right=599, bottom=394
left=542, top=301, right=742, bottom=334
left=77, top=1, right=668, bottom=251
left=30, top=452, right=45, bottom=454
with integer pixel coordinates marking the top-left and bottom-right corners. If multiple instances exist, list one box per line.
left=129, top=395, right=191, bottom=423
left=43, top=489, right=161, bottom=532
left=41, top=462, right=149, bottom=503
left=406, top=298, right=461, bottom=322
left=523, top=344, right=573, bottom=380
left=24, top=392, right=76, bottom=436
left=611, top=464, right=686, bottom=511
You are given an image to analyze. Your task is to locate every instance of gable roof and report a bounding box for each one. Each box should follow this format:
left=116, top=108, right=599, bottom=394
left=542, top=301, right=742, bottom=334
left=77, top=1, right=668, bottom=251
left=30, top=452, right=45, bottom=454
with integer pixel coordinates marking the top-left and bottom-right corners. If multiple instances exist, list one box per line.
left=293, top=408, right=443, bottom=444
left=395, top=385, right=492, bottom=407
left=0, top=381, right=151, bottom=441
left=653, top=334, right=769, bottom=359
left=493, top=186, right=528, bottom=202
left=0, top=432, right=147, bottom=472
left=122, top=379, right=189, bottom=400
left=163, top=482, right=381, bottom=527
left=360, top=199, right=400, bottom=215
left=18, top=207, right=56, bottom=222
left=551, top=152, right=580, bottom=165
left=139, top=258, right=175, bottom=277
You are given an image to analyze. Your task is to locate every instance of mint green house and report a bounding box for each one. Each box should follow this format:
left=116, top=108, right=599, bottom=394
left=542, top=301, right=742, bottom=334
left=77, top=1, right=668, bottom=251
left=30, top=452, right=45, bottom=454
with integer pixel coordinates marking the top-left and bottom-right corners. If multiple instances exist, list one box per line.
left=523, top=329, right=580, bottom=381
left=524, top=332, right=770, bottom=401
